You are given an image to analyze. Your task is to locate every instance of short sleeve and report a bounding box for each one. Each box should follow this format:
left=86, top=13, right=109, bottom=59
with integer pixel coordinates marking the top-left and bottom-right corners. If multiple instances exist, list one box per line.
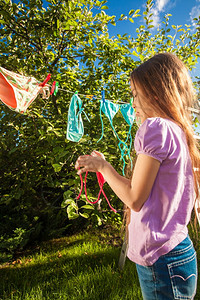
left=134, top=118, right=172, bottom=163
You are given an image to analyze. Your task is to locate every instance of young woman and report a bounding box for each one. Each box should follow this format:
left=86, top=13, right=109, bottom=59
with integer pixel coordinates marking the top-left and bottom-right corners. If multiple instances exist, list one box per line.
left=75, top=53, right=200, bottom=300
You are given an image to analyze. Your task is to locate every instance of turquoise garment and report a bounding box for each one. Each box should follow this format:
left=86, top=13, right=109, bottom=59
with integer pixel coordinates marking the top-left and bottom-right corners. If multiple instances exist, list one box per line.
left=66, top=93, right=86, bottom=142
left=66, top=90, right=135, bottom=175
left=119, top=104, right=135, bottom=173
left=97, top=99, right=120, bottom=143
left=120, top=104, right=135, bottom=126
left=98, top=97, right=135, bottom=175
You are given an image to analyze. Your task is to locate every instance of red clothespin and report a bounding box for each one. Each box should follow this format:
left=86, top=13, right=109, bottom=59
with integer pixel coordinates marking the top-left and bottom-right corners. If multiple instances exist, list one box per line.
left=40, top=74, right=51, bottom=87
left=50, top=81, right=56, bottom=95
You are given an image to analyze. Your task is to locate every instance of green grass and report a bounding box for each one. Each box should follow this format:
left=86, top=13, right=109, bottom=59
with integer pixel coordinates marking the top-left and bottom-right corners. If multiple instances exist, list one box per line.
left=0, top=227, right=142, bottom=300
left=0, top=226, right=199, bottom=300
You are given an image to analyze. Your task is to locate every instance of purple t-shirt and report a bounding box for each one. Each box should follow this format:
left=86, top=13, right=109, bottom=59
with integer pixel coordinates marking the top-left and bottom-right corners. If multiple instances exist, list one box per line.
left=127, top=117, right=195, bottom=266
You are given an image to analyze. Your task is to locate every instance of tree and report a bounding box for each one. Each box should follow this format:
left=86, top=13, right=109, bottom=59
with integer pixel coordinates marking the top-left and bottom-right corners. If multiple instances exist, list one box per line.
left=0, top=0, right=199, bottom=260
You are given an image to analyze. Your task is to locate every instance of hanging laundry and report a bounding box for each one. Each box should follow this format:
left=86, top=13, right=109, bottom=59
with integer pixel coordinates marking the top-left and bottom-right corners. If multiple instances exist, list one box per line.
left=120, top=104, right=135, bottom=173
left=97, top=95, right=135, bottom=175
left=97, top=98, right=120, bottom=143
left=0, top=67, right=50, bottom=113
left=66, top=92, right=90, bottom=142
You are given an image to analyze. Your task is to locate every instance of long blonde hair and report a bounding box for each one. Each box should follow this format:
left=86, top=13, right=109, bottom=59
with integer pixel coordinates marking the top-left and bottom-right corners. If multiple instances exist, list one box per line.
left=130, top=52, right=200, bottom=199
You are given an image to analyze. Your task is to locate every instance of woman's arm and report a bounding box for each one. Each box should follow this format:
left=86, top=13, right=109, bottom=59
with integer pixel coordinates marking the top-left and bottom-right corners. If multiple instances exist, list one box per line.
left=75, top=153, right=160, bottom=212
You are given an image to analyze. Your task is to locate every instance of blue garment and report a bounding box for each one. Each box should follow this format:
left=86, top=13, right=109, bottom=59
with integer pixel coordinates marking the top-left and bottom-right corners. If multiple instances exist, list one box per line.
left=66, top=93, right=89, bottom=142
left=97, top=99, right=120, bottom=143
left=98, top=98, right=135, bottom=175
left=135, top=235, right=197, bottom=300
left=119, top=104, right=135, bottom=173
left=120, top=103, right=135, bottom=126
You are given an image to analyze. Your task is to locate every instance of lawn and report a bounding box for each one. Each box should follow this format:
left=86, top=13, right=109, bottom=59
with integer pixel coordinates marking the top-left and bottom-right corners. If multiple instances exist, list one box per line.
left=0, top=226, right=199, bottom=300
left=0, top=227, right=142, bottom=300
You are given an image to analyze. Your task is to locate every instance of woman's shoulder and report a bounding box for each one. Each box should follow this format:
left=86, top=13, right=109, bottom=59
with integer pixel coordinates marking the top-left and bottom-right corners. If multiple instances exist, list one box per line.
left=140, top=117, right=182, bottom=133
left=134, top=117, right=186, bottom=162
left=136, top=117, right=184, bottom=144
left=135, top=118, right=175, bottom=162
left=138, top=117, right=168, bottom=133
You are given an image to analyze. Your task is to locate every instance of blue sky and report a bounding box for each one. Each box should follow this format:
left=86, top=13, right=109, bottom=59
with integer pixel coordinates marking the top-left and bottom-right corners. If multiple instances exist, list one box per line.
left=106, top=0, right=200, bottom=34
left=104, top=0, right=200, bottom=135
left=105, top=0, right=200, bottom=78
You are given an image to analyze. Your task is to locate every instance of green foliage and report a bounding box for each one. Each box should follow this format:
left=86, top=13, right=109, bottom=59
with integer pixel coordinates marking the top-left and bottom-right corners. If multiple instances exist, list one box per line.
left=0, top=0, right=200, bottom=259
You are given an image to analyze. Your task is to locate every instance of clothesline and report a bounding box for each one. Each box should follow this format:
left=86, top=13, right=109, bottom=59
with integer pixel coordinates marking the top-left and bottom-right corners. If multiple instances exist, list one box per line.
left=58, top=88, right=200, bottom=113
left=58, top=87, right=130, bottom=105
left=0, top=63, right=199, bottom=112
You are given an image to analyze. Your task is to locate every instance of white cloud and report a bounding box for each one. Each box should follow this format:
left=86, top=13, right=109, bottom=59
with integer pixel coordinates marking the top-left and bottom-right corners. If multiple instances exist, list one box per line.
left=190, top=4, right=200, bottom=26
left=150, top=0, right=170, bottom=27
left=157, top=0, right=170, bottom=11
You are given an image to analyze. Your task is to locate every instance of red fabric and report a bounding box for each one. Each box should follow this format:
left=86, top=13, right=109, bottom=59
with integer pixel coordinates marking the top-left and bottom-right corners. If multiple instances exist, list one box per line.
left=0, top=72, right=17, bottom=108
left=77, top=170, right=116, bottom=213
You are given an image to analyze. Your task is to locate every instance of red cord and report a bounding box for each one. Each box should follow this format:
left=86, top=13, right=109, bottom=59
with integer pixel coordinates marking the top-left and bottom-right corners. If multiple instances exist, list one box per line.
left=76, top=169, right=116, bottom=213
left=76, top=169, right=83, bottom=200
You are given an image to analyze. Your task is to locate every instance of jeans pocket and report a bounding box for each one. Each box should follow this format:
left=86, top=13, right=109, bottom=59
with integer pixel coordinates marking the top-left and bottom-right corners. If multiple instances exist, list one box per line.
left=168, top=252, right=197, bottom=300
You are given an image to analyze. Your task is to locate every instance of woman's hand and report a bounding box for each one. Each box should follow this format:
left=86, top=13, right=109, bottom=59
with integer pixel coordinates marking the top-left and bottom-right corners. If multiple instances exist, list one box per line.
left=75, top=151, right=106, bottom=175
left=91, top=150, right=105, bottom=160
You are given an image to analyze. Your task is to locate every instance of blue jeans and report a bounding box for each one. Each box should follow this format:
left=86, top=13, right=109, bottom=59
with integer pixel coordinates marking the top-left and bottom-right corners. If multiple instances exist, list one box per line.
left=136, top=236, right=197, bottom=300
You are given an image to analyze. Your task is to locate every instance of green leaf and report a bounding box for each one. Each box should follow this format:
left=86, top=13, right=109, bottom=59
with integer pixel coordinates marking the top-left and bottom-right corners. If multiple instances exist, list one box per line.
left=68, top=212, right=79, bottom=220
left=147, top=25, right=154, bottom=29
left=66, top=201, right=78, bottom=211
left=101, top=5, right=108, bottom=10
left=52, top=164, right=62, bottom=172
left=81, top=204, right=95, bottom=210
left=64, top=199, right=74, bottom=205
left=9, top=147, right=18, bottom=154
left=135, top=9, right=140, bottom=15
left=96, top=1, right=101, bottom=6
left=129, top=9, right=135, bottom=16
left=63, top=190, right=73, bottom=200
left=132, top=50, right=138, bottom=57
left=167, top=40, right=171, bottom=46
left=79, top=212, right=89, bottom=218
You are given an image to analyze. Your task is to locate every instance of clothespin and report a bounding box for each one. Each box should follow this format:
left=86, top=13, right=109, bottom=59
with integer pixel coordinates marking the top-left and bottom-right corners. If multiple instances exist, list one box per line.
left=130, top=97, right=133, bottom=106
left=75, top=91, right=78, bottom=95
left=40, top=74, right=51, bottom=87
left=54, top=82, right=59, bottom=96
left=101, top=90, right=105, bottom=103
left=85, top=95, right=94, bottom=99
left=50, top=81, right=56, bottom=95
